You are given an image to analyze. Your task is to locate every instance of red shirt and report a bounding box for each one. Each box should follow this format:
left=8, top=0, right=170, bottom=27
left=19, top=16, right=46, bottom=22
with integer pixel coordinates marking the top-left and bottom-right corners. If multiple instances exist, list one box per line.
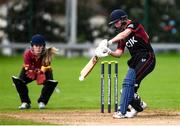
left=23, top=49, right=43, bottom=70
left=117, top=20, right=153, bottom=56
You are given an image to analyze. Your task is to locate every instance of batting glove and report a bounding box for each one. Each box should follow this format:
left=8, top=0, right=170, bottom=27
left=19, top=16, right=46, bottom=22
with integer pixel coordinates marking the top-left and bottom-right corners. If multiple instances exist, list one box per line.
left=98, top=39, right=108, bottom=48
left=101, top=46, right=112, bottom=53
left=95, top=46, right=112, bottom=58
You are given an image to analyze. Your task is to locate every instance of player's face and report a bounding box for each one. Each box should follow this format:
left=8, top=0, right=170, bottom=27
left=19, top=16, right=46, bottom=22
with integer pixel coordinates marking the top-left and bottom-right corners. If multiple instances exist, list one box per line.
left=114, top=20, right=122, bottom=28
left=32, top=45, right=44, bottom=55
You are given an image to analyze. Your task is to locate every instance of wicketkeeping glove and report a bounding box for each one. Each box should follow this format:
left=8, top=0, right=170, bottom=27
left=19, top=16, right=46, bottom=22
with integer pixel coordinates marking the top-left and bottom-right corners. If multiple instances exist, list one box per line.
left=36, top=70, right=46, bottom=85
left=25, top=70, right=36, bottom=80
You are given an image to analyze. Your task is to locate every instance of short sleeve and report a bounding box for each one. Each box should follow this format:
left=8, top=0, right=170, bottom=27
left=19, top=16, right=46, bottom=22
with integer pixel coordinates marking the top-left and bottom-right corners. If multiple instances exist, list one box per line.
left=117, top=40, right=125, bottom=52
left=127, top=21, right=140, bottom=32
left=23, top=50, right=31, bottom=65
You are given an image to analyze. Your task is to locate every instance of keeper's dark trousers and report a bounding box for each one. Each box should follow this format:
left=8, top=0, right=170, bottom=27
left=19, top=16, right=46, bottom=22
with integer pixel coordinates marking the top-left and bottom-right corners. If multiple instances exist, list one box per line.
left=14, top=68, right=57, bottom=105
left=128, top=52, right=156, bottom=111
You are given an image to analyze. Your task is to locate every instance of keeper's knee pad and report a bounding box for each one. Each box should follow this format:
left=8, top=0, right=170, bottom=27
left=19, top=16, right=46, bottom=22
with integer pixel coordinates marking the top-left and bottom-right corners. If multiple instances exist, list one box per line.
left=12, top=76, right=25, bottom=86
left=39, top=80, right=58, bottom=104
left=43, top=80, right=58, bottom=93
left=120, top=68, right=136, bottom=114
left=12, top=76, right=30, bottom=103
left=45, top=80, right=58, bottom=86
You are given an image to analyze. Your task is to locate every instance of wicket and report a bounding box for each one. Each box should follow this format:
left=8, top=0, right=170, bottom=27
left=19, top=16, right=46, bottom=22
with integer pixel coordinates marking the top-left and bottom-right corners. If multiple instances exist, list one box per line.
left=101, top=61, right=118, bottom=113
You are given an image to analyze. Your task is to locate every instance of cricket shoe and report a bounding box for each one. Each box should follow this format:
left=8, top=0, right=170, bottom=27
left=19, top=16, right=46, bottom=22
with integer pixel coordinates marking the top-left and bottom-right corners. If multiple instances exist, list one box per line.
left=125, top=108, right=137, bottom=118
left=113, top=112, right=127, bottom=119
left=126, top=101, right=147, bottom=118
left=118, top=105, right=132, bottom=112
left=141, top=101, right=147, bottom=109
left=19, top=102, right=31, bottom=109
left=38, top=102, right=46, bottom=109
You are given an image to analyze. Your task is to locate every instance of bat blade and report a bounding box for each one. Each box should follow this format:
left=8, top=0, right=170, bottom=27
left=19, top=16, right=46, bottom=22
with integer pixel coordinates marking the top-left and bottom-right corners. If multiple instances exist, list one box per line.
left=79, top=56, right=99, bottom=81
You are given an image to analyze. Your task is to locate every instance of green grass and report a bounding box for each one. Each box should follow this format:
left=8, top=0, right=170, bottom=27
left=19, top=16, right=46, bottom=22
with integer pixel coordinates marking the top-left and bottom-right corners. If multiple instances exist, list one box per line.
left=0, top=114, right=48, bottom=125
left=0, top=53, right=180, bottom=124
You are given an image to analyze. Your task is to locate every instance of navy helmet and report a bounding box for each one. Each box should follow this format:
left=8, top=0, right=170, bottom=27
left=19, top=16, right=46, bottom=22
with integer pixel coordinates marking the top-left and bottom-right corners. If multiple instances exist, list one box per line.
left=109, top=9, right=128, bottom=25
left=31, top=34, right=46, bottom=46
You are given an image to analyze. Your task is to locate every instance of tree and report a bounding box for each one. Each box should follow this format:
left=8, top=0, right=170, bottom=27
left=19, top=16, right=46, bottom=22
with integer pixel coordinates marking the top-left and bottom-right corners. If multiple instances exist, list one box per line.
left=6, top=0, right=64, bottom=43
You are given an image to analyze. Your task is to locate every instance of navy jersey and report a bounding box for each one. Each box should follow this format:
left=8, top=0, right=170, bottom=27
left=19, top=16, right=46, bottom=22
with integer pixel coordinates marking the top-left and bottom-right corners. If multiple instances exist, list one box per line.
left=117, top=20, right=154, bottom=56
left=117, top=20, right=155, bottom=69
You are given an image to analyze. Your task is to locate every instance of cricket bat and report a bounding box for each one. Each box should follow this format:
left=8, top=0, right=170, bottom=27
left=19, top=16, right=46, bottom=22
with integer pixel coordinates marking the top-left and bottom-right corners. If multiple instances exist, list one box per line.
left=79, top=55, right=99, bottom=81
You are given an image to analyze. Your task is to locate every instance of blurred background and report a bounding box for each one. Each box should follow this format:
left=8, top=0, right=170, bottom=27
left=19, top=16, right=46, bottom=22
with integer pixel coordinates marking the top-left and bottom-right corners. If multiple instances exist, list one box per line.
left=0, top=0, right=179, bottom=116
left=0, top=0, right=180, bottom=57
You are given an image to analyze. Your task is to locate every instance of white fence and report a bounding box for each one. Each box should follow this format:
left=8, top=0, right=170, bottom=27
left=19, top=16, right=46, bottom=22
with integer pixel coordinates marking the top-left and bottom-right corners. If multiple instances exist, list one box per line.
left=152, top=43, right=180, bottom=53
left=0, top=42, right=180, bottom=57
left=0, top=42, right=93, bottom=57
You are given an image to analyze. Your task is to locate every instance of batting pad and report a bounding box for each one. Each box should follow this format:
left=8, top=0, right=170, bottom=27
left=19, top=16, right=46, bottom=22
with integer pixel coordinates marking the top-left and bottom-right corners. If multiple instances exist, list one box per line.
left=119, top=68, right=136, bottom=115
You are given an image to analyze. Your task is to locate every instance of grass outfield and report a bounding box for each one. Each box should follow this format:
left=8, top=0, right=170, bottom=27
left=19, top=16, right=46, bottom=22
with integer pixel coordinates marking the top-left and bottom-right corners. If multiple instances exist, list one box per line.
left=0, top=53, right=180, bottom=112
left=0, top=114, right=48, bottom=125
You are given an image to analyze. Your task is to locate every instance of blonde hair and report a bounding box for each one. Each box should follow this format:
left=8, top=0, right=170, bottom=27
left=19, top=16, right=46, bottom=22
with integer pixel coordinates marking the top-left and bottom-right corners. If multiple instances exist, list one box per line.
left=42, top=47, right=58, bottom=66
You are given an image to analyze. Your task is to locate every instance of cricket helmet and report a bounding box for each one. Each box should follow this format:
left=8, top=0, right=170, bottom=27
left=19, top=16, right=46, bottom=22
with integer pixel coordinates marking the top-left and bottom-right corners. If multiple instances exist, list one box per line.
left=109, top=9, right=128, bottom=25
left=31, top=34, right=46, bottom=46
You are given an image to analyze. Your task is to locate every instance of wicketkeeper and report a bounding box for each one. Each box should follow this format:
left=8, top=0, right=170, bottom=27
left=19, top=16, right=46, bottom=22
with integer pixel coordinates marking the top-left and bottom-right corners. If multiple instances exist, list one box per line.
left=12, top=34, right=58, bottom=109
left=95, top=9, right=156, bottom=118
